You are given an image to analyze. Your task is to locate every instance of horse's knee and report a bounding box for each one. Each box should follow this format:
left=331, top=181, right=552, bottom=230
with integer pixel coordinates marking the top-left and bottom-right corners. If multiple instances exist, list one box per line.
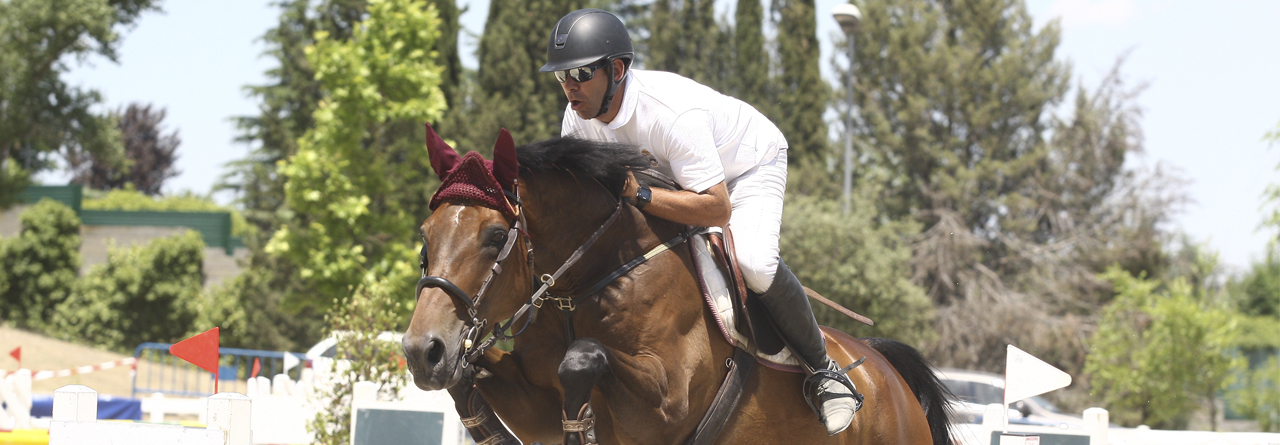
left=559, top=338, right=609, bottom=381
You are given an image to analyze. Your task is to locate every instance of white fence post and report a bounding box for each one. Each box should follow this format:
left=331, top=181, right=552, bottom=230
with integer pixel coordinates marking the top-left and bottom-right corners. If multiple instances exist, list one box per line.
left=52, top=385, right=97, bottom=423
left=208, top=392, right=253, bottom=445
left=51, top=385, right=250, bottom=445
left=0, top=369, right=34, bottom=430
left=1083, top=407, right=1109, bottom=445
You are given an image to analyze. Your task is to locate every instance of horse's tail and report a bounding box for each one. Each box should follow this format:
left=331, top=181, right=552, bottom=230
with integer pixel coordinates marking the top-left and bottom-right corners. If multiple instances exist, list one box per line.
left=862, top=337, right=955, bottom=445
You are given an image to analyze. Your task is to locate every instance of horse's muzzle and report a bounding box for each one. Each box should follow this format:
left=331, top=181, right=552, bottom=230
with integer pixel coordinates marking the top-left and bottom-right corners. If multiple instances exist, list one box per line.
left=402, top=331, right=462, bottom=390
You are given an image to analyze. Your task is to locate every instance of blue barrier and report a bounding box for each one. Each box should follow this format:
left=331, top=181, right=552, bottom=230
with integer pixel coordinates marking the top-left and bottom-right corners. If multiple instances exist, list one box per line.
left=131, top=343, right=307, bottom=398
left=32, top=394, right=142, bottom=420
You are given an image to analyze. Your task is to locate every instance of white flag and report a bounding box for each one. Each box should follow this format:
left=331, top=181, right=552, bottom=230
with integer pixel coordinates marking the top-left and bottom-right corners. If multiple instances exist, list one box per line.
left=1003, top=344, right=1071, bottom=405
left=283, top=353, right=301, bottom=372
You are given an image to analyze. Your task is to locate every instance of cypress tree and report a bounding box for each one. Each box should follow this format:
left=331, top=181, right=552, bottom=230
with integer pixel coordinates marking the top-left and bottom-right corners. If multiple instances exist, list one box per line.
left=770, top=0, right=829, bottom=166
left=729, top=0, right=771, bottom=114
left=451, top=0, right=585, bottom=153
left=643, top=0, right=723, bottom=86
left=427, top=0, right=462, bottom=107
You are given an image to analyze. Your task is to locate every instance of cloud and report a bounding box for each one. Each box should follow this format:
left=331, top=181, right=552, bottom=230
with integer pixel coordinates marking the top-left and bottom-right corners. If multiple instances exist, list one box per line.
left=1047, top=0, right=1140, bottom=27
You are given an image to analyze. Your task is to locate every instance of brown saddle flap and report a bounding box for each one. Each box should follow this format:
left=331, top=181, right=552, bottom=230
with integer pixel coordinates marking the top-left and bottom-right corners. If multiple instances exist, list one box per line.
left=707, top=229, right=786, bottom=356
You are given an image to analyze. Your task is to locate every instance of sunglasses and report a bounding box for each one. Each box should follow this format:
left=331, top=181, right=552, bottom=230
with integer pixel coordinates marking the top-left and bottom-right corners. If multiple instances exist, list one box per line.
left=554, top=60, right=609, bottom=83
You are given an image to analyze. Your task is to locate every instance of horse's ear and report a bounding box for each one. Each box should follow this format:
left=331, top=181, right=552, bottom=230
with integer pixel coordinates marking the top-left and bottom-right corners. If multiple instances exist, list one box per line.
left=425, top=122, right=461, bottom=178
left=492, top=128, right=518, bottom=192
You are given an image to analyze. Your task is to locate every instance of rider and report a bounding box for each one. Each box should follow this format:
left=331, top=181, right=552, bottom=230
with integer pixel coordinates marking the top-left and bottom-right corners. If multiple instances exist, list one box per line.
left=540, top=9, right=863, bottom=436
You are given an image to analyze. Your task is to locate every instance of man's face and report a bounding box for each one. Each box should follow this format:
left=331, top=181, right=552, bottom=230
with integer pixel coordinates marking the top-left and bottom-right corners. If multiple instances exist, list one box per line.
left=557, top=60, right=613, bottom=120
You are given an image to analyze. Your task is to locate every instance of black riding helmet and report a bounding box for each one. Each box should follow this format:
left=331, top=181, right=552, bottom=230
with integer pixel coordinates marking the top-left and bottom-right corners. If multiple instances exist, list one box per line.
left=540, top=9, right=633, bottom=119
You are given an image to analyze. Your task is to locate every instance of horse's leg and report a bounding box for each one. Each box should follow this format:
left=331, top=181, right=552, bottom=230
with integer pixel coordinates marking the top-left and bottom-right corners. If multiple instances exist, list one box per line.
left=473, top=347, right=566, bottom=443
left=447, top=368, right=520, bottom=445
left=558, top=338, right=609, bottom=445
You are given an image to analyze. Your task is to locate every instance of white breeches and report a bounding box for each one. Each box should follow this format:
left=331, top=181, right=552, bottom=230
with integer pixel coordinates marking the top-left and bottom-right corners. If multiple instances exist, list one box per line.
left=725, top=148, right=788, bottom=293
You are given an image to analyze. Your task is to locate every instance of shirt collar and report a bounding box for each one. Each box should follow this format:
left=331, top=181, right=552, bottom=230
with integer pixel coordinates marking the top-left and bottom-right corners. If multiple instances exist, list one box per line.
left=604, top=70, right=637, bottom=130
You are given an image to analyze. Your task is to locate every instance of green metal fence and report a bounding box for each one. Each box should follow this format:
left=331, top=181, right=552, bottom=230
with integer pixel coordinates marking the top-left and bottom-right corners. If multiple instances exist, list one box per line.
left=17, top=185, right=244, bottom=255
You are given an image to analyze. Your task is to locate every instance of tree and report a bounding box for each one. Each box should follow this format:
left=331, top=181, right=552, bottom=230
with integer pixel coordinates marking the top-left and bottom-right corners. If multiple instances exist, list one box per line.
left=196, top=268, right=325, bottom=352
left=0, top=0, right=159, bottom=207
left=769, top=0, right=828, bottom=166
left=0, top=199, right=81, bottom=330
left=1225, top=243, right=1280, bottom=431
left=780, top=189, right=934, bottom=344
left=52, top=231, right=205, bottom=352
left=265, top=0, right=447, bottom=312
left=845, top=0, right=1177, bottom=372
left=447, top=0, right=584, bottom=154
left=642, top=0, right=725, bottom=86
left=307, top=280, right=407, bottom=445
left=1085, top=265, right=1242, bottom=429
left=68, top=103, right=181, bottom=195
left=222, top=0, right=369, bottom=234
left=727, top=0, right=772, bottom=115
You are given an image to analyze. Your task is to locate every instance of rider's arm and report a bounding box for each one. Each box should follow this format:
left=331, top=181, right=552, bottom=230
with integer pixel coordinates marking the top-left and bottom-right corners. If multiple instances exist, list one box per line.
left=623, top=176, right=731, bottom=228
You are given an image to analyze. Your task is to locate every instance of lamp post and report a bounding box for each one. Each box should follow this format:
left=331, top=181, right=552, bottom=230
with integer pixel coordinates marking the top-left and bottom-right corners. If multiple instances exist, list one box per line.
left=832, top=3, right=861, bottom=214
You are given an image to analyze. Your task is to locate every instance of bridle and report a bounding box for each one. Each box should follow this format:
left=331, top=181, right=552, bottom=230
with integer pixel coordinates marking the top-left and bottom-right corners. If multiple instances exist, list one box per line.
left=414, top=182, right=625, bottom=367
left=414, top=180, right=704, bottom=367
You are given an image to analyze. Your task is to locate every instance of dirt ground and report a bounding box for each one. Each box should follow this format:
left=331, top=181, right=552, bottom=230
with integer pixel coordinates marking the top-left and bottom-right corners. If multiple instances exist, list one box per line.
left=0, top=325, right=136, bottom=396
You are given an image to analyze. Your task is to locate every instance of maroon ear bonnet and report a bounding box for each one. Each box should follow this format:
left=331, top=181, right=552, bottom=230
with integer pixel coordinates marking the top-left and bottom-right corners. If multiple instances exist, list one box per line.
left=426, top=123, right=518, bottom=220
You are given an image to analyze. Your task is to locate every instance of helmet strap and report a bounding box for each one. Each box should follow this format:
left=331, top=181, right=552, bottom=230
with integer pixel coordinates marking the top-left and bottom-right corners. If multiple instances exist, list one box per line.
left=593, top=60, right=623, bottom=119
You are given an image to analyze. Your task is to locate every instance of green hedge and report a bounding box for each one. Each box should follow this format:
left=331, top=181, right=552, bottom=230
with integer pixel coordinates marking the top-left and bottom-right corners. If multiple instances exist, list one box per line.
left=0, top=199, right=82, bottom=329
left=52, top=231, right=205, bottom=351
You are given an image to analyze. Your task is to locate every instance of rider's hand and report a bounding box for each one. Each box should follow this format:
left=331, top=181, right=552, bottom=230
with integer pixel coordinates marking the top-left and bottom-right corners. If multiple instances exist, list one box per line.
left=622, top=171, right=640, bottom=205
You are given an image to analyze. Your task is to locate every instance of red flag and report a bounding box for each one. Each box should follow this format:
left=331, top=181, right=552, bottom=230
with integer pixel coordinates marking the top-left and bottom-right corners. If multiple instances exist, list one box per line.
left=250, top=358, right=261, bottom=379
left=170, top=328, right=220, bottom=391
left=8, top=346, right=19, bottom=362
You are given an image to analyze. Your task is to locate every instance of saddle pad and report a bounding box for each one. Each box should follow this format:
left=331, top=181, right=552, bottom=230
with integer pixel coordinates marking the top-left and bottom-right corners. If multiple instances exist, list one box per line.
left=689, top=230, right=804, bottom=372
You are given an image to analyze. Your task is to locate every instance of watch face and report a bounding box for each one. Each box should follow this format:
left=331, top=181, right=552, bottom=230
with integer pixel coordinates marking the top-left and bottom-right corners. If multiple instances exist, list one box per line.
left=636, top=185, right=651, bottom=208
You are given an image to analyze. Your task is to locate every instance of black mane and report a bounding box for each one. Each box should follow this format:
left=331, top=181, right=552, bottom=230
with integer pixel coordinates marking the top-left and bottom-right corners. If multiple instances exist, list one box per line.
left=517, top=137, right=650, bottom=197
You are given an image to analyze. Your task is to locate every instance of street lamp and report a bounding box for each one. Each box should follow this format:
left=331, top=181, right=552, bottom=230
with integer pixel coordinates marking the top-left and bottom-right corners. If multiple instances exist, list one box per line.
left=832, top=3, right=861, bottom=214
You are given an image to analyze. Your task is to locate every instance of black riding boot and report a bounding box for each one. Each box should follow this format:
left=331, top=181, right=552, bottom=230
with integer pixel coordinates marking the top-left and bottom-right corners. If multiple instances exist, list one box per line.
left=755, top=259, right=863, bottom=435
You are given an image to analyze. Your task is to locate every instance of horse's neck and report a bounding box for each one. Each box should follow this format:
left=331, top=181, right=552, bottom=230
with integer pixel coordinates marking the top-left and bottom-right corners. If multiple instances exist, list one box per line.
left=521, top=174, right=674, bottom=287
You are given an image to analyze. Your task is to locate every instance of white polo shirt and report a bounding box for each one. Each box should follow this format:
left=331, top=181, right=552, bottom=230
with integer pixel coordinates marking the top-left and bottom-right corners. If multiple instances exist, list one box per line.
left=561, top=69, right=787, bottom=193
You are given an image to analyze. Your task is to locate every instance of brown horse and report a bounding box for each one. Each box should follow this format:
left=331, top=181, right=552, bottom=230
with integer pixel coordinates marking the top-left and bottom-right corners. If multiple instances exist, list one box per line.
left=403, top=127, right=953, bottom=445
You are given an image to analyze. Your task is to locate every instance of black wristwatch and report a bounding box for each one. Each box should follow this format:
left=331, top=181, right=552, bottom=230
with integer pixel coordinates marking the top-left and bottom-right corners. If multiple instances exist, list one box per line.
left=634, top=183, right=652, bottom=210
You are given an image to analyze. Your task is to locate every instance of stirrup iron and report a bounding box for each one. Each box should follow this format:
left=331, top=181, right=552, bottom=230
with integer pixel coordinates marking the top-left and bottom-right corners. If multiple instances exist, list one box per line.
left=802, top=357, right=866, bottom=424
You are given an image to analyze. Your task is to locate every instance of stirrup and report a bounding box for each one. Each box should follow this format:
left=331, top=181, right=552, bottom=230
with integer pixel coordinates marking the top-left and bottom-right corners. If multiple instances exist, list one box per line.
left=801, top=357, right=866, bottom=423
left=562, top=404, right=598, bottom=445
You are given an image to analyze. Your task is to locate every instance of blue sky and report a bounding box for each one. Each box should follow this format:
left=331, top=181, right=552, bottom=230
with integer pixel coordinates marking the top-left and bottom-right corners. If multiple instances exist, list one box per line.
left=55, top=0, right=1280, bottom=272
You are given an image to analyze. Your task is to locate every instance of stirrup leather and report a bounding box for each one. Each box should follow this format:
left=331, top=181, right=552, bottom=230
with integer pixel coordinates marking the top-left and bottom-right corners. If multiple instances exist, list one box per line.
left=802, top=357, right=866, bottom=424
left=562, top=404, right=598, bottom=445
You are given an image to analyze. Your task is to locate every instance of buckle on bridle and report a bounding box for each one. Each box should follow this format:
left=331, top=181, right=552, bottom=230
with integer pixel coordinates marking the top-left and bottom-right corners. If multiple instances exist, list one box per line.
left=532, top=294, right=575, bottom=312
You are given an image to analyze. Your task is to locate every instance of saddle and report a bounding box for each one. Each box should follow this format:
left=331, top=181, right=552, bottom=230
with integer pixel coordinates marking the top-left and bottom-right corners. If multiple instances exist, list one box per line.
left=636, top=170, right=802, bottom=371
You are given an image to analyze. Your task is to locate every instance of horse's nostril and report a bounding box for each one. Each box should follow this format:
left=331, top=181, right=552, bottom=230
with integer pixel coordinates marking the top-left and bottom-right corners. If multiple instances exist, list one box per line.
left=425, top=338, right=445, bottom=366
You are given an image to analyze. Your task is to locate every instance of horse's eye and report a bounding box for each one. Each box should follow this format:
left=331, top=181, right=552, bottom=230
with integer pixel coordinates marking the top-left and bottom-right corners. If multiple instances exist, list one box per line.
left=418, top=241, right=429, bottom=269
left=489, top=230, right=508, bottom=247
